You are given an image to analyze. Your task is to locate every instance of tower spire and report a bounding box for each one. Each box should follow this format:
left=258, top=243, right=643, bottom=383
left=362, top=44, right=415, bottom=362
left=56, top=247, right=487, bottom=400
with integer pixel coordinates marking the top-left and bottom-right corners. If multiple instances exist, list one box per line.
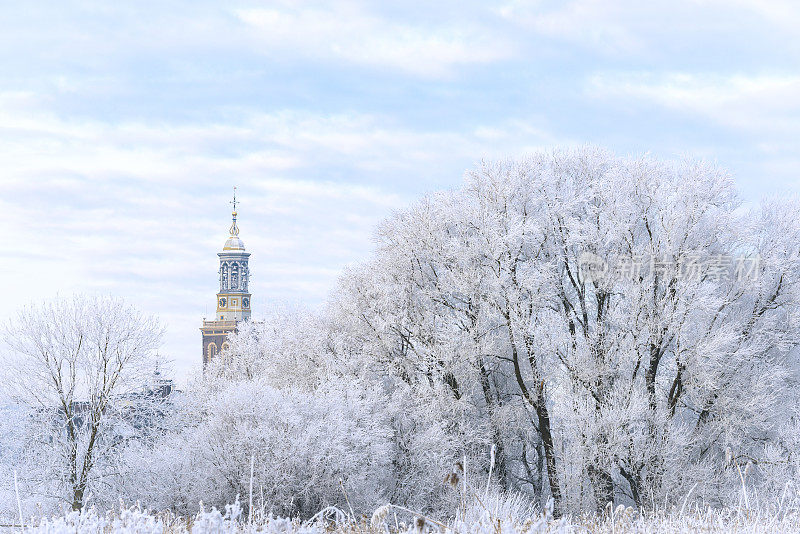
left=229, top=186, right=239, bottom=237
left=202, top=187, right=252, bottom=367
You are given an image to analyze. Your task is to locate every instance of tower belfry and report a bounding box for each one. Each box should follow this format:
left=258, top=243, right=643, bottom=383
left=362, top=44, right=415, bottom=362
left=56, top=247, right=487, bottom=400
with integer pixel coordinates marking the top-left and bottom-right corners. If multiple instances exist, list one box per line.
left=200, top=189, right=252, bottom=366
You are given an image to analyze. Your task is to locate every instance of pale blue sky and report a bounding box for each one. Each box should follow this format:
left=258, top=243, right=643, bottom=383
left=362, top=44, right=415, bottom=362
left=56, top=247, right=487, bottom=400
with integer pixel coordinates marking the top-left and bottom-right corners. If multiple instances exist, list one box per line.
left=1, top=0, right=799, bottom=382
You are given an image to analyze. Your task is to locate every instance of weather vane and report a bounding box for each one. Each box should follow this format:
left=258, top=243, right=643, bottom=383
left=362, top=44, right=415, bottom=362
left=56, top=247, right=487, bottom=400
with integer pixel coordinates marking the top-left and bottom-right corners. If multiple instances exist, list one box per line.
left=230, top=186, right=238, bottom=212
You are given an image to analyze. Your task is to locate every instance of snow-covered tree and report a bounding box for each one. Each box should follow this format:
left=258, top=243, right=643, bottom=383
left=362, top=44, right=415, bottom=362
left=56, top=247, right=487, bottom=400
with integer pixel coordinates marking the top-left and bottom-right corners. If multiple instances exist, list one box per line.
left=328, top=148, right=800, bottom=515
left=110, top=302, right=487, bottom=518
left=114, top=378, right=395, bottom=517
left=1, top=295, right=163, bottom=511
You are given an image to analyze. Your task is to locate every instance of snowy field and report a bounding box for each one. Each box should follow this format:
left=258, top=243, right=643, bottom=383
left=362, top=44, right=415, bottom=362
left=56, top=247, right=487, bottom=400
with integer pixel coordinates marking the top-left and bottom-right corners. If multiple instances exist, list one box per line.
left=8, top=501, right=800, bottom=534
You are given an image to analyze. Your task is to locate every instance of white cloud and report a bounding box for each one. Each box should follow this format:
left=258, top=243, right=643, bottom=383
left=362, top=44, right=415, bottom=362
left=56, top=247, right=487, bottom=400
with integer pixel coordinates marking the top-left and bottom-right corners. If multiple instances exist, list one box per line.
left=496, top=0, right=643, bottom=54
left=701, top=0, right=800, bottom=30
left=588, top=72, right=800, bottom=134
left=234, top=5, right=513, bottom=77
left=495, top=0, right=800, bottom=58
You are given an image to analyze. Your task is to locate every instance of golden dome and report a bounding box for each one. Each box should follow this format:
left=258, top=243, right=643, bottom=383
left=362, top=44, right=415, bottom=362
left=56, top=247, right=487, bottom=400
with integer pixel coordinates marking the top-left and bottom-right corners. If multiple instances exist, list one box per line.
left=223, top=235, right=246, bottom=251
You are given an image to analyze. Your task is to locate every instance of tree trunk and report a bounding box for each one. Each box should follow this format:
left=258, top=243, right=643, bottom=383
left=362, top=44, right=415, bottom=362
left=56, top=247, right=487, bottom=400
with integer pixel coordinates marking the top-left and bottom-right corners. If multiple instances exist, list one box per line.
left=533, top=383, right=563, bottom=517
left=72, top=486, right=84, bottom=511
left=644, top=342, right=661, bottom=411
left=506, top=316, right=563, bottom=516
left=478, top=359, right=507, bottom=484
left=587, top=463, right=614, bottom=513
left=619, top=465, right=642, bottom=508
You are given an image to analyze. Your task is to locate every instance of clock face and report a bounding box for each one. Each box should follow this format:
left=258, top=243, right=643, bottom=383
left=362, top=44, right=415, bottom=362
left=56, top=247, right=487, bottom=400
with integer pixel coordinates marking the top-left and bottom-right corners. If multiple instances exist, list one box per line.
left=243, top=297, right=250, bottom=308
left=219, top=298, right=226, bottom=307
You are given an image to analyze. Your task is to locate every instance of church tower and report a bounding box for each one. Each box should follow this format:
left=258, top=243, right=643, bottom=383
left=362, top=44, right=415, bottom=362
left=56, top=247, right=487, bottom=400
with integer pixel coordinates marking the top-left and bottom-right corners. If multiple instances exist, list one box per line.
left=200, top=189, right=252, bottom=366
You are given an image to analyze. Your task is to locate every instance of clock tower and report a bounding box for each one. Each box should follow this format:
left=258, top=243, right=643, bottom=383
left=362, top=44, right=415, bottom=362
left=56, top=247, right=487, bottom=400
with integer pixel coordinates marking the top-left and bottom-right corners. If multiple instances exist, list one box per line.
left=200, top=189, right=252, bottom=366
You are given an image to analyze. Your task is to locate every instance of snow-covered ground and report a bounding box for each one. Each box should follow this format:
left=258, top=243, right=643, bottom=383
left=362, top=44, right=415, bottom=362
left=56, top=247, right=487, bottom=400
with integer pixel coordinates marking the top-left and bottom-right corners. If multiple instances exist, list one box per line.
left=12, top=501, right=800, bottom=534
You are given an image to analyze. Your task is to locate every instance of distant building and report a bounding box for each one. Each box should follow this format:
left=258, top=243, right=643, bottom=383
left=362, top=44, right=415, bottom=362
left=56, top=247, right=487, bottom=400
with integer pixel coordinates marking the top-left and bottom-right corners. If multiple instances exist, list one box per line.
left=38, top=369, right=179, bottom=441
left=200, top=190, right=252, bottom=366
left=115, top=369, right=178, bottom=433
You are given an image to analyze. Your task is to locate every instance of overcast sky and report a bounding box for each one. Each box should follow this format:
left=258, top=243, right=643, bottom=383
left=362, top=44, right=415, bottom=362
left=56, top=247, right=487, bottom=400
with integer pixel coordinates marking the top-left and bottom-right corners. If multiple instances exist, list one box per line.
left=1, top=0, right=799, bottom=383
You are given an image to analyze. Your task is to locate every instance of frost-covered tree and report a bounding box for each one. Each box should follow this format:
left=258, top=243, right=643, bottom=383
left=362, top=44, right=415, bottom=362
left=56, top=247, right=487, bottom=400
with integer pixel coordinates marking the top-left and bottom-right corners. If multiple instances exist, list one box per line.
left=115, top=378, right=395, bottom=517
left=111, top=304, right=485, bottom=519
left=328, top=148, right=800, bottom=515
left=1, top=295, right=163, bottom=510
left=205, top=304, right=330, bottom=388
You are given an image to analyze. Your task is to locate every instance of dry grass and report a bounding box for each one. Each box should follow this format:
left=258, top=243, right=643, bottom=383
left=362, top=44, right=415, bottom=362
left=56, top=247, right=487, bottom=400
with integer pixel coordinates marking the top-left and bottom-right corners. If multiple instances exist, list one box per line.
left=17, top=498, right=800, bottom=534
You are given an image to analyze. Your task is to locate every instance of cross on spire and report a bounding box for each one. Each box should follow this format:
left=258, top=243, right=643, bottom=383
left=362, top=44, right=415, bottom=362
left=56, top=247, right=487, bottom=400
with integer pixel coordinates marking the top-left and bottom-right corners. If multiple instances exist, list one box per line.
left=230, top=186, right=238, bottom=213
